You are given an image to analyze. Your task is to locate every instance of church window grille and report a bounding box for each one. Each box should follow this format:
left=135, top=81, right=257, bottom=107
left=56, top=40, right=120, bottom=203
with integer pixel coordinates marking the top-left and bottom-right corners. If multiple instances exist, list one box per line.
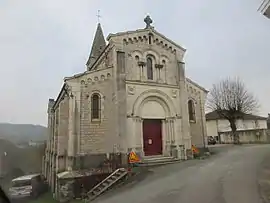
left=91, top=93, right=101, bottom=120
left=147, top=57, right=153, bottom=80
left=188, top=100, right=196, bottom=122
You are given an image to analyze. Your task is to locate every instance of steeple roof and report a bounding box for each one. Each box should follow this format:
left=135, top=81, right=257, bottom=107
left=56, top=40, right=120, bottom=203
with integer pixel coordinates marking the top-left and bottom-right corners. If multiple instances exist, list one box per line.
left=86, top=23, right=106, bottom=69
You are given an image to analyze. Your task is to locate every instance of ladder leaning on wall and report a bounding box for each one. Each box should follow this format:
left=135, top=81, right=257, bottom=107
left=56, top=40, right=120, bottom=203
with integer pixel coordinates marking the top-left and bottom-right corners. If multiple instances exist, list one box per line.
left=84, top=168, right=128, bottom=202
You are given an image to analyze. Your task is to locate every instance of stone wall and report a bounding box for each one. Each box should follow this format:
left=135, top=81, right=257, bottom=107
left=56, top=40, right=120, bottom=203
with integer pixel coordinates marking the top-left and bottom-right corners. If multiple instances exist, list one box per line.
left=78, top=69, right=116, bottom=154
left=112, top=30, right=185, bottom=86
left=221, top=129, right=270, bottom=144
left=187, top=80, right=208, bottom=148
left=64, top=66, right=121, bottom=170
left=107, top=28, right=185, bottom=86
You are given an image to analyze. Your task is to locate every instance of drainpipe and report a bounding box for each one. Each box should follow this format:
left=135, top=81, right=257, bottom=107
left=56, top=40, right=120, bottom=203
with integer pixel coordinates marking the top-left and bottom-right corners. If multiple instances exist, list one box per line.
left=199, top=95, right=206, bottom=149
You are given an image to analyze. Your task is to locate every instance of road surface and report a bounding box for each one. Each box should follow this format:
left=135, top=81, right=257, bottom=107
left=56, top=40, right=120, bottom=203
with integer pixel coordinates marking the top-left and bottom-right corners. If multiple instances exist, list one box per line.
left=95, top=144, right=270, bottom=203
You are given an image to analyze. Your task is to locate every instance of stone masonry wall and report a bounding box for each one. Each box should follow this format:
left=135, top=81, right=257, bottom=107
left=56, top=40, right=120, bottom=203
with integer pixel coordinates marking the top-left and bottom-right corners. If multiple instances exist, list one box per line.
left=187, top=81, right=207, bottom=148
left=77, top=68, right=117, bottom=154
left=58, top=95, right=69, bottom=156
left=56, top=95, right=69, bottom=173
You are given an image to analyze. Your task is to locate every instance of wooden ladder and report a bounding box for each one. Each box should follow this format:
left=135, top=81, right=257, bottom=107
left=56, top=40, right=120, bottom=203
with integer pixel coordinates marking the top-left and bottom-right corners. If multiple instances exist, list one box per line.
left=85, top=168, right=128, bottom=202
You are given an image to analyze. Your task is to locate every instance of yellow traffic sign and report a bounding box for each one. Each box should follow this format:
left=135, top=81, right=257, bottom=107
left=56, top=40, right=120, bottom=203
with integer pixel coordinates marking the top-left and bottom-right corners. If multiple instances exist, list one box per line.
left=128, top=151, right=140, bottom=163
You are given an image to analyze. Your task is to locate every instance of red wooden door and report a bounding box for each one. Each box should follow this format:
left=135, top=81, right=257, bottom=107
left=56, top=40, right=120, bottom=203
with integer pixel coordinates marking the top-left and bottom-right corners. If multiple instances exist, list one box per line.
left=143, top=119, right=162, bottom=156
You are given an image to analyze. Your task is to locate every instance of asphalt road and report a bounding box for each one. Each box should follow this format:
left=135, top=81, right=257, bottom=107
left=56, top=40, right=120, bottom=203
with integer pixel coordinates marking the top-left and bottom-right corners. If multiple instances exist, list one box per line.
left=95, top=144, right=270, bottom=203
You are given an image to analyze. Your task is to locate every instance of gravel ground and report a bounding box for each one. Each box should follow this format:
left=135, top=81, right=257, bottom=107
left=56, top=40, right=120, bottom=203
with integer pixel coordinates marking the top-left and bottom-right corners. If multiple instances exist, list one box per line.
left=93, top=144, right=270, bottom=203
left=258, top=151, right=270, bottom=203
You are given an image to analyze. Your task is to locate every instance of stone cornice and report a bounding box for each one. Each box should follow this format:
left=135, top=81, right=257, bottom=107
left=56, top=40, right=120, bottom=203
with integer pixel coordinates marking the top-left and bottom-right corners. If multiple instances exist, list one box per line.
left=126, top=80, right=179, bottom=89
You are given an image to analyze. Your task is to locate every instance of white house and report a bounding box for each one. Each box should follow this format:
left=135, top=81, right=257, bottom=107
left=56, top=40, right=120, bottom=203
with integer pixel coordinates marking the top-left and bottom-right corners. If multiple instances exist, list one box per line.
left=258, top=0, right=270, bottom=19
left=206, top=111, right=268, bottom=144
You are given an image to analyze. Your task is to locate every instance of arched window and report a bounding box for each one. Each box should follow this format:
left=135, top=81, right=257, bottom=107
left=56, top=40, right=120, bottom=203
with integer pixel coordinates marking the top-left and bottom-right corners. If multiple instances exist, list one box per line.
left=147, top=57, right=153, bottom=80
left=91, top=93, right=100, bottom=120
left=188, top=100, right=196, bottom=121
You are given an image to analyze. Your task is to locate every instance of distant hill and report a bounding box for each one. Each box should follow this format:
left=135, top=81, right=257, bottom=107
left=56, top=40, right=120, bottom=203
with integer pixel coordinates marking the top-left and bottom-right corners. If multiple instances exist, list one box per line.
left=0, top=138, right=44, bottom=185
left=0, top=123, right=47, bottom=144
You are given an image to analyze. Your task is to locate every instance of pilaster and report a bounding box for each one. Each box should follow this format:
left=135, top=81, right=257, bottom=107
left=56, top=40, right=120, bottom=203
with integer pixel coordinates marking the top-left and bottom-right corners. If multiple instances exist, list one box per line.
left=177, top=61, right=191, bottom=150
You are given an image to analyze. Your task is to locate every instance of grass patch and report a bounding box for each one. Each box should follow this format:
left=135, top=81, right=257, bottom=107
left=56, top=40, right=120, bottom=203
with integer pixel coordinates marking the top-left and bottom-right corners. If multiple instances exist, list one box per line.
left=28, top=192, right=84, bottom=203
left=28, top=193, right=58, bottom=203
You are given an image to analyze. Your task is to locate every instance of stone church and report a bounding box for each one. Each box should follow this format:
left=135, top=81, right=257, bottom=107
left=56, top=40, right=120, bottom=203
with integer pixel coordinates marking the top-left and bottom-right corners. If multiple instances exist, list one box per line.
left=43, top=15, right=208, bottom=193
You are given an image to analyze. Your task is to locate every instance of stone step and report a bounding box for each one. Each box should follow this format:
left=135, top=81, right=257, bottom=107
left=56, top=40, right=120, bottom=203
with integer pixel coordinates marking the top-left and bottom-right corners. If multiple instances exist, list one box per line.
left=137, top=156, right=181, bottom=167
left=143, top=156, right=175, bottom=162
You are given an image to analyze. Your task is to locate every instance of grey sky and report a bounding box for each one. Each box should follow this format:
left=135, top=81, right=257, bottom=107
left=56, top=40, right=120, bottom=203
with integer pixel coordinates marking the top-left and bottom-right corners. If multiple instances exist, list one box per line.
left=0, top=0, right=269, bottom=126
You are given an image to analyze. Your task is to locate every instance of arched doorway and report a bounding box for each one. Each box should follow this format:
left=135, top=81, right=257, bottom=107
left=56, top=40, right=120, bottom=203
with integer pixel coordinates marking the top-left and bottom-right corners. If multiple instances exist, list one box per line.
left=132, top=89, right=177, bottom=157
left=139, top=96, right=169, bottom=156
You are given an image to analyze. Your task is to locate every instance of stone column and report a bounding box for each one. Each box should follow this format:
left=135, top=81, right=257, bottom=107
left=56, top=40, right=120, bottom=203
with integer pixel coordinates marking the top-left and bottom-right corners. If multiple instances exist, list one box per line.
left=46, top=99, right=55, bottom=184
left=114, top=48, right=128, bottom=166
left=134, top=117, right=143, bottom=158
left=163, top=120, right=170, bottom=156
left=128, top=117, right=135, bottom=149
left=177, top=61, right=191, bottom=150
left=199, top=93, right=207, bottom=148
left=67, top=92, right=76, bottom=169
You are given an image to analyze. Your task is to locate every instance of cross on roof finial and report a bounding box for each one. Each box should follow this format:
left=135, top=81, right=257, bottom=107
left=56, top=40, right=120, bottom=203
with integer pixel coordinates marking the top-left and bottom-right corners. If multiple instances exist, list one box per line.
left=144, top=15, right=153, bottom=29
left=97, top=10, right=101, bottom=23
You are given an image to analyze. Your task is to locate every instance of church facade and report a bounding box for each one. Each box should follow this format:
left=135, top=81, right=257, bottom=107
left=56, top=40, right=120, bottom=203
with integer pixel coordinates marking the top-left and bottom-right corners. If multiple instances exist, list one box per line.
left=43, top=16, right=208, bottom=193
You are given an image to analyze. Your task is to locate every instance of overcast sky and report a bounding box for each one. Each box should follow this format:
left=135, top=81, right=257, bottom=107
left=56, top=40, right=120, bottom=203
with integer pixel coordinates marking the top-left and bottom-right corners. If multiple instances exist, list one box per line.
left=0, top=0, right=269, bottom=126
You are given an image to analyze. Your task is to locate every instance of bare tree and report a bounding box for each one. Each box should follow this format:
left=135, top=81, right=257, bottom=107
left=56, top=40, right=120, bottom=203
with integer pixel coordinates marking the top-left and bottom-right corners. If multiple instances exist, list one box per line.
left=207, top=77, right=259, bottom=144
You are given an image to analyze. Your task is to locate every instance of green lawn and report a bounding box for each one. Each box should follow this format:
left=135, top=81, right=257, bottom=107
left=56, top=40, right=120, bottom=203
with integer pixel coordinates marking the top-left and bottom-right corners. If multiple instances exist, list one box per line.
left=28, top=193, right=58, bottom=203
left=28, top=192, right=84, bottom=203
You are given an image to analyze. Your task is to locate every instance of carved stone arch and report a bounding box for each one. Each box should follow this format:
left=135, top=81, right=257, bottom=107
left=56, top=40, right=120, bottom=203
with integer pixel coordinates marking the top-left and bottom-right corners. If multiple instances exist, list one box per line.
left=160, top=55, right=169, bottom=64
left=160, top=54, right=169, bottom=60
left=143, top=49, right=160, bottom=62
left=131, top=50, right=143, bottom=59
left=133, top=37, right=138, bottom=42
left=89, top=90, right=105, bottom=120
left=128, top=38, right=133, bottom=44
left=139, top=96, right=170, bottom=118
left=132, top=89, right=177, bottom=117
left=90, top=90, right=104, bottom=99
left=188, top=97, right=197, bottom=105
left=100, top=75, right=105, bottom=81
left=187, top=98, right=196, bottom=122
left=87, top=78, right=92, bottom=83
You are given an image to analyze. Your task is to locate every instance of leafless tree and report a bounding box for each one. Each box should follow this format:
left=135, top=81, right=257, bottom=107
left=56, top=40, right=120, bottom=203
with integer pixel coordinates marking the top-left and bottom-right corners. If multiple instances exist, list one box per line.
left=207, top=77, right=259, bottom=144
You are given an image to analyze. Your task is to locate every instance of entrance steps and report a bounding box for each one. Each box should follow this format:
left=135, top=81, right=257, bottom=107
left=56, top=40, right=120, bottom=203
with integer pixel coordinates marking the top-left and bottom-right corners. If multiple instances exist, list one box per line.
left=137, top=156, right=181, bottom=167
left=85, top=168, right=128, bottom=202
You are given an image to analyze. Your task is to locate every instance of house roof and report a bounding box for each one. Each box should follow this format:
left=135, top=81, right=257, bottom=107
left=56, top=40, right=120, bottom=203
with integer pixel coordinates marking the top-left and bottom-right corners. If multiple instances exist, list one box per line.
left=12, top=173, right=40, bottom=182
left=205, top=110, right=267, bottom=121
left=52, top=83, right=68, bottom=109
left=186, top=78, right=209, bottom=93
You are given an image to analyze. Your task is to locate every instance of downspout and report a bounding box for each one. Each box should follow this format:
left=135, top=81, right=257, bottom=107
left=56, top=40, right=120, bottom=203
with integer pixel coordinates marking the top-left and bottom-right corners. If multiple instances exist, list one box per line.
left=199, top=95, right=206, bottom=149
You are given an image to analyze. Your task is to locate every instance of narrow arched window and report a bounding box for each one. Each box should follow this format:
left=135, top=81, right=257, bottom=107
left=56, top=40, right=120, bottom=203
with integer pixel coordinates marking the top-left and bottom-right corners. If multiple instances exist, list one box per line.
left=147, top=57, right=153, bottom=80
left=91, top=93, right=100, bottom=119
left=188, top=100, right=196, bottom=121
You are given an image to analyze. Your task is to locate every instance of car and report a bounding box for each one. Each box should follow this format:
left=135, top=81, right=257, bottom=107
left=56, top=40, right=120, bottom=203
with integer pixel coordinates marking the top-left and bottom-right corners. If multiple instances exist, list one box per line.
left=208, top=136, right=217, bottom=145
left=8, top=173, right=47, bottom=201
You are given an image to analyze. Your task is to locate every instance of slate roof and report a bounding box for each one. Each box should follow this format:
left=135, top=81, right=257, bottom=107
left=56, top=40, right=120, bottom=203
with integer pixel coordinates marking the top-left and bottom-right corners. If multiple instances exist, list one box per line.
left=205, top=110, right=267, bottom=121
left=86, top=23, right=106, bottom=69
